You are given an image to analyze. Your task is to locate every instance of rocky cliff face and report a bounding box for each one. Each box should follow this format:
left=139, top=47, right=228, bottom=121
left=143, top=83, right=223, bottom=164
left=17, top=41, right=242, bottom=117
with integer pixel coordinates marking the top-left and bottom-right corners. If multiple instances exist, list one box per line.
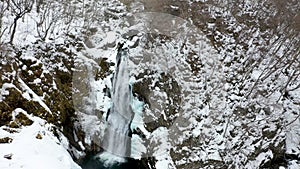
left=0, top=0, right=299, bottom=169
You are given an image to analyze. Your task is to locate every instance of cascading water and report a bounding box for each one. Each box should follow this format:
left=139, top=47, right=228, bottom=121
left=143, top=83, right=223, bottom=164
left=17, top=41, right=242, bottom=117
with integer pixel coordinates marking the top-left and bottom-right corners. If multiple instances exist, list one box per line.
left=99, top=44, right=133, bottom=166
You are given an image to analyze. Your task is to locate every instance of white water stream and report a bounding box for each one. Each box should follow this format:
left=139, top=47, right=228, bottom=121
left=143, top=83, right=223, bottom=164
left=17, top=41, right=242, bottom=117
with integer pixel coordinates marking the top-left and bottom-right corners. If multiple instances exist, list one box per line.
left=100, top=46, right=133, bottom=165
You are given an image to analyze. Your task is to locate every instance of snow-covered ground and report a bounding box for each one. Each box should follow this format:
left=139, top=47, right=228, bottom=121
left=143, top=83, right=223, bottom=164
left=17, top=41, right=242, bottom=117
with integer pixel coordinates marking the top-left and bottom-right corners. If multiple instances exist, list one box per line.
left=0, top=109, right=81, bottom=169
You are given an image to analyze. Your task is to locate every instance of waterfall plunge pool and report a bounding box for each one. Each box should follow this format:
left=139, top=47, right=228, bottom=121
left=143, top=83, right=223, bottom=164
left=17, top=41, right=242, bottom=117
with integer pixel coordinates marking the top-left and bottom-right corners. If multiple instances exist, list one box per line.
left=80, top=152, right=141, bottom=169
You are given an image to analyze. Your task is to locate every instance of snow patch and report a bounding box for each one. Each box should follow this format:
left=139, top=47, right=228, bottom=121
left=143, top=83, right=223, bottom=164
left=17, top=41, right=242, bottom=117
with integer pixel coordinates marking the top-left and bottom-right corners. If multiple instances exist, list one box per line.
left=0, top=112, right=81, bottom=169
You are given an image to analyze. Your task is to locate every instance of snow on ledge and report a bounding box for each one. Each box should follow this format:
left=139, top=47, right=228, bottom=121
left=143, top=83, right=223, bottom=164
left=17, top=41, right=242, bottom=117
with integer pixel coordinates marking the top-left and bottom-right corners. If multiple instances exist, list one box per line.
left=18, top=77, right=52, bottom=114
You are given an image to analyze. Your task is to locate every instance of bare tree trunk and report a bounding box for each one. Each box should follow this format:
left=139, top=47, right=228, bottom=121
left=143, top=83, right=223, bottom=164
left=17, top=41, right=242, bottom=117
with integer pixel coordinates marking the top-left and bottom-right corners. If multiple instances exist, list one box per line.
left=6, top=0, right=33, bottom=44
left=36, top=0, right=43, bottom=13
left=9, top=16, right=20, bottom=44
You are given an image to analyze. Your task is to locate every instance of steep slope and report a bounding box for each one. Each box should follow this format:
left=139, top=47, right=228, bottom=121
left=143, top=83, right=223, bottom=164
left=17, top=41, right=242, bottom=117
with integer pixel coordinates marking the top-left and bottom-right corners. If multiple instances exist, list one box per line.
left=0, top=0, right=299, bottom=169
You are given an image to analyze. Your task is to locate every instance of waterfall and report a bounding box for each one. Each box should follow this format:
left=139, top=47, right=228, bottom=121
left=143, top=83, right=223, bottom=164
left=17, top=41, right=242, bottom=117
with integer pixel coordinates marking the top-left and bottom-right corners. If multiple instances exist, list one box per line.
left=100, top=44, right=133, bottom=166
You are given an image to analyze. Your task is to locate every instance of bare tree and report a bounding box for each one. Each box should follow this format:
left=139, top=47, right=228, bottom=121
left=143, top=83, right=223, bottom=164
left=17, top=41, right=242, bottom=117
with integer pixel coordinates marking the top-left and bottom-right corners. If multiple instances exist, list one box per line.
left=0, top=1, right=9, bottom=43
left=34, top=1, right=60, bottom=41
left=6, top=0, right=33, bottom=44
left=36, top=0, right=43, bottom=13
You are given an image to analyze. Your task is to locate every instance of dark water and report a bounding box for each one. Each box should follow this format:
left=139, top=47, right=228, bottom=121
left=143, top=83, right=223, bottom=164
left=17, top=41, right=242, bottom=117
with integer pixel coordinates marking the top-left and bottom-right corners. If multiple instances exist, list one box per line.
left=80, top=154, right=139, bottom=169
